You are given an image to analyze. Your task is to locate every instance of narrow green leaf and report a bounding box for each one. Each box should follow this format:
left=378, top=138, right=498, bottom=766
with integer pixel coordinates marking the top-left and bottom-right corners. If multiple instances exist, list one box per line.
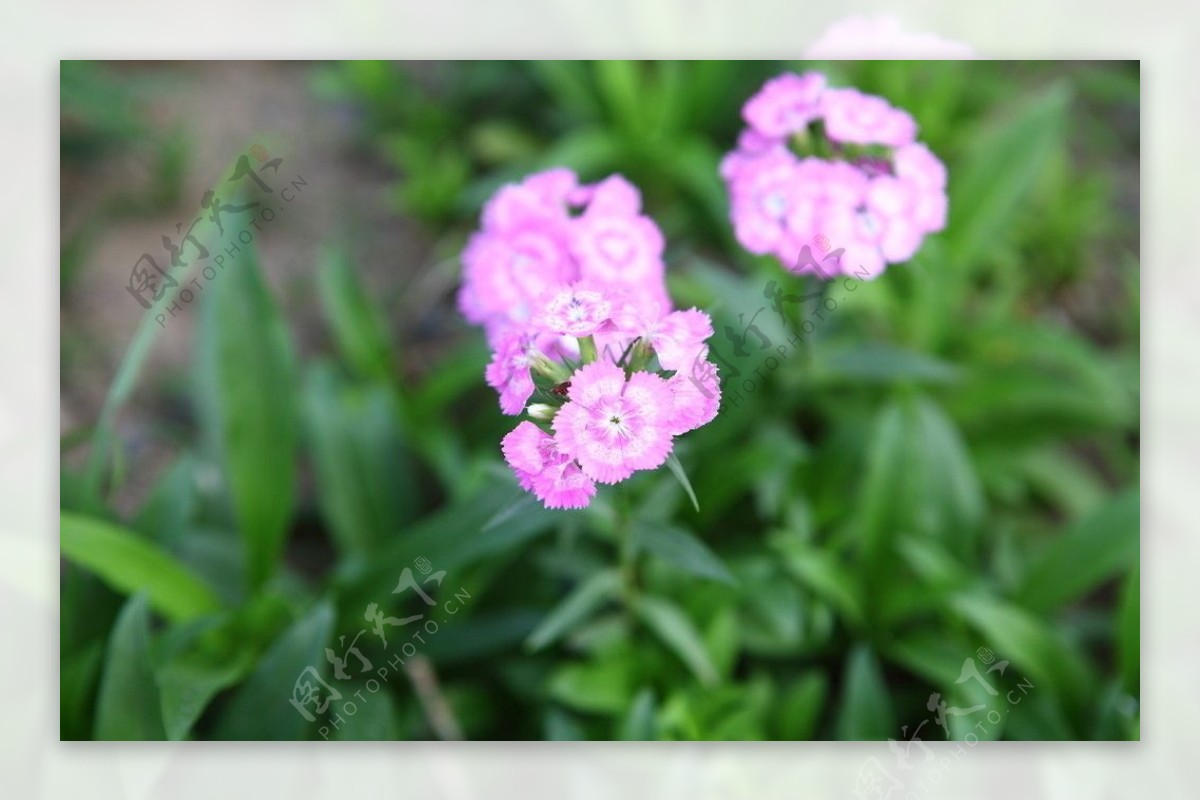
left=1117, top=568, right=1140, bottom=698
left=197, top=239, right=298, bottom=591
left=131, top=454, right=199, bottom=546
left=635, top=596, right=718, bottom=686
left=526, top=570, right=621, bottom=652
left=812, top=343, right=961, bottom=386
left=60, top=640, right=104, bottom=741
left=61, top=513, right=222, bottom=623
left=776, top=540, right=865, bottom=628
left=665, top=453, right=700, bottom=513
left=343, top=478, right=562, bottom=606
left=854, top=400, right=906, bottom=594
left=777, top=672, right=827, bottom=740
left=950, top=82, right=1070, bottom=263
left=317, top=247, right=395, bottom=383
left=1017, top=487, right=1139, bottom=613
left=835, top=644, right=894, bottom=740
left=213, top=602, right=335, bottom=741
left=303, top=364, right=414, bottom=555
left=950, top=590, right=1094, bottom=705
left=617, top=688, right=658, bottom=741
left=94, top=596, right=166, bottom=740
left=335, top=690, right=400, bottom=740
left=632, top=521, right=735, bottom=586
left=548, top=661, right=632, bottom=715
left=156, top=616, right=263, bottom=741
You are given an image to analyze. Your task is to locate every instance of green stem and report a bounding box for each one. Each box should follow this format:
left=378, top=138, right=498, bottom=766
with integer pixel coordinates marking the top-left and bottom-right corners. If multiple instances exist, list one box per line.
left=614, top=490, right=638, bottom=603
left=578, top=334, right=598, bottom=365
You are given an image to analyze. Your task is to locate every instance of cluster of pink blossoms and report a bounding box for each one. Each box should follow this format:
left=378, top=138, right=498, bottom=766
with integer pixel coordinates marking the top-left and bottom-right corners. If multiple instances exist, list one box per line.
left=721, top=71, right=948, bottom=278
left=459, top=168, right=722, bottom=510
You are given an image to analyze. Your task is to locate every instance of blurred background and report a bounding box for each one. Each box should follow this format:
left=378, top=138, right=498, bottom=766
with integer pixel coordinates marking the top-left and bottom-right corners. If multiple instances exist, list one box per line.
left=59, top=60, right=1139, bottom=741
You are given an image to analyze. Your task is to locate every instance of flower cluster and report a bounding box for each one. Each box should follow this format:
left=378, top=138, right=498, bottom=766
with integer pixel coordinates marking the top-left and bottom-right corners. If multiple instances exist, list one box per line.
left=461, top=169, right=722, bottom=509
left=721, top=71, right=947, bottom=278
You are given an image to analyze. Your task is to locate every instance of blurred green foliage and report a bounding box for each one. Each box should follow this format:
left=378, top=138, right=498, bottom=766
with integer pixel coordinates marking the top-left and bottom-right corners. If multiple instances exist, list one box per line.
left=60, top=60, right=1138, bottom=741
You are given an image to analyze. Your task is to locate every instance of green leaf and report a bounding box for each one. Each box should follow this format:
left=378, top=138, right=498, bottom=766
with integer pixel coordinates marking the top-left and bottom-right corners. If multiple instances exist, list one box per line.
left=60, top=640, right=104, bottom=741
left=335, top=691, right=400, bottom=740
left=213, top=602, right=335, bottom=740
left=665, top=453, right=700, bottom=513
left=1117, top=568, right=1140, bottom=698
left=593, top=60, right=642, bottom=134
left=155, top=615, right=264, bottom=741
left=94, top=596, right=166, bottom=740
left=303, top=364, right=415, bottom=555
left=777, top=672, right=827, bottom=740
left=950, top=590, right=1093, bottom=705
left=950, top=81, right=1070, bottom=264
left=911, top=397, right=985, bottom=546
left=317, top=247, right=395, bottom=383
left=835, top=644, right=894, bottom=740
left=854, top=400, right=907, bottom=595
left=812, top=343, right=962, bottom=386
left=635, top=596, right=718, bottom=686
left=197, top=239, right=298, bottom=591
left=617, top=688, right=658, bottom=741
left=548, top=661, right=632, bottom=715
left=1017, top=487, right=1139, bottom=613
left=526, top=570, right=621, bottom=652
left=61, top=513, right=222, bottom=623
left=132, top=454, right=199, bottom=546
left=342, top=477, right=562, bottom=607
left=632, top=521, right=735, bottom=586
left=775, top=539, right=865, bottom=628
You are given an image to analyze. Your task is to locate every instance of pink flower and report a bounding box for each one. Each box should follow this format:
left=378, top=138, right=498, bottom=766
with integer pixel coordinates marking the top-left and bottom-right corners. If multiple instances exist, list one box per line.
left=461, top=169, right=675, bottom=339
left=569, top=178, right=668, bottom=309
left=533, top=284, right=614, bottom=338
left=722, top=73, right=947, bottom=278
left=485, top=330, right=540, bottom=415
left=458, top=173, right=577, bottom=333
left=726, top=148, right=805, bottom=260
left=501, top=422, right=596, bottom=509
left=742, top=72, right=827, bottom=138
left=820, top=88, right=917, bottom=148
left=553, top=361, right=675, bottom=484
left=863, top=176, right=924, bottom=263
left=893, top=143, right=949, bottom=233
left=667, top=353, right=722, bottom=435
left=612, top=303, right=715, bottom=372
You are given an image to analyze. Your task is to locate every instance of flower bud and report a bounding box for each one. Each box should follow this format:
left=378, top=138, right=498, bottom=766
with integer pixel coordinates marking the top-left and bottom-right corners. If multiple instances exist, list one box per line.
left=529, top=351, right=571, bottom=384
left=526, top=403, right=557, bottom=421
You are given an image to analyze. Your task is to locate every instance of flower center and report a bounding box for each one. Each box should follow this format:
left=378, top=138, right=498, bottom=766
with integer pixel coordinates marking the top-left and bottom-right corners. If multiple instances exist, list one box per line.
left=602, top=411, right=631, bottom=439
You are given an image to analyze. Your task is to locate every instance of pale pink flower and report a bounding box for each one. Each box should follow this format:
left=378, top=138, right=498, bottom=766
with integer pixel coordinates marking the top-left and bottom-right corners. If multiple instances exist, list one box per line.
left=726, top=148, right=805, bottom=259
left=742, top=71, right=827, bottom=138
left=501, top=422, right=596, bottom=509
left=571, top=213, right=666, bottom=296
left=533, top=284, right=614, bottom=338
left=553, top=361, right=675, bottom=484
left=723, top=73, right=948, bottom=278
left=805, top=14, right=975, bottom=59
left=893, top=142, right=949, bottom=233
left=821, top=88, right=917, bottom=148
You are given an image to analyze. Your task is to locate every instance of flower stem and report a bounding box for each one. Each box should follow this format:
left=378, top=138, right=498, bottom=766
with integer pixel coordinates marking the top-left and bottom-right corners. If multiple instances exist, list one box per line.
left=613, top=489, right=638, bottom=602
